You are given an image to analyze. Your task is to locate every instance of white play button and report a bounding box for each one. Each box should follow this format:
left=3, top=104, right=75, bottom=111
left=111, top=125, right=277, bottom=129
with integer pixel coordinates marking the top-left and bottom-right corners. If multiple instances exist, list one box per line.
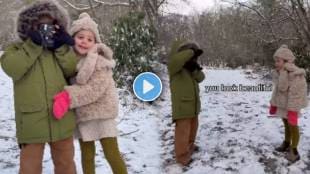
left=143, top=80, right=154, bottom=94
left=133, top=72, right=163, bottom=101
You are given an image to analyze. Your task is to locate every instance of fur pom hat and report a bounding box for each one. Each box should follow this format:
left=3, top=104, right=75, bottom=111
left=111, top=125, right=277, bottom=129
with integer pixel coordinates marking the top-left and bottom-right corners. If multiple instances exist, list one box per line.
left=70, top=12, right=102, bottom=43
left=273, top=44, right=296, bottom=62
left=17, top=0, right=70, bottom=41
left=178, top=42, right=203, bottom=57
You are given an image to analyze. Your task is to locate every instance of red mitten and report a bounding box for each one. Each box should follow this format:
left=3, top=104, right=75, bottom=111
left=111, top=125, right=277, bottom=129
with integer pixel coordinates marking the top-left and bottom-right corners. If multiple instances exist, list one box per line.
left=53, top=91, right=71, bottom=120
left=287, top=111, right=298, bottom=126
left=269, top=105, right=277, bottom=115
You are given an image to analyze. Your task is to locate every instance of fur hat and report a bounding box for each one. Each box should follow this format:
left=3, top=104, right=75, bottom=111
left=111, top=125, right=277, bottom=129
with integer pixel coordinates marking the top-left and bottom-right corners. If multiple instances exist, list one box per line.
left=273, top=44, right=296, bottom=62
left=178, top=42, right=203, bottom=57
left=17, top=0, right=70, bottom=41
left=70, top=12, right=102, bottom=43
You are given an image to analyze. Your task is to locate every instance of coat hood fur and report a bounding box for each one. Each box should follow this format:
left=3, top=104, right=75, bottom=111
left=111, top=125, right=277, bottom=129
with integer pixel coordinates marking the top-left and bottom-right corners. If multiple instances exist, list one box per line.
left=16, top=0, right=70, bottom=41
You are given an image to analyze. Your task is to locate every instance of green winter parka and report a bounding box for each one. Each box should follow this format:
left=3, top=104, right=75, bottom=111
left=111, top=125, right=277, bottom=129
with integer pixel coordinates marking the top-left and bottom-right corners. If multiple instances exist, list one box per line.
left=168, top=40, right=205, bottom=120
left=0, top=39, right=78, bottom=144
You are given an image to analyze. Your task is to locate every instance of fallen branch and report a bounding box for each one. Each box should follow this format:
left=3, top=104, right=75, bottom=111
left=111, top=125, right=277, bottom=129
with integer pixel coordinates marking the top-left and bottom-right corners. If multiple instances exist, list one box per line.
left=120, top=129, right=139, bottom=136
left=117, top=116, right=126, bottom=125
left=93, top=0, right=130, bottom=7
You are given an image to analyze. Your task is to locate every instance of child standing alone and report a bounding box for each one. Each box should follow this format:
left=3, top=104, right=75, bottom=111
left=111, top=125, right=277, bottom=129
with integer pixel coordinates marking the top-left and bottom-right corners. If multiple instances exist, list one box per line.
left=168, top=40, right=205, bottom=166
left=269, top=45, right=308, bottom=163
left=52, top=13, right=127, bottom=174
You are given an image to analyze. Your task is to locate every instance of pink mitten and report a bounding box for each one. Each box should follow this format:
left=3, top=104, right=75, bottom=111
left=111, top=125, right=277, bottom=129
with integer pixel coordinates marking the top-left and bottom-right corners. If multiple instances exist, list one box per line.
left=53, top=91, right=71, bottom=120
left=287, top=111, right=298, bottom=126
left=269, top=105, right=277, bottom=115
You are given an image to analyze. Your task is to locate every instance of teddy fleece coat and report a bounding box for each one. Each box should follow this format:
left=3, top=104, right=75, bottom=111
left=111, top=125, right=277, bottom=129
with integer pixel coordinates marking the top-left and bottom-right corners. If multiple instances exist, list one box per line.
left=0, top=39, right=78, bottom=144
left=270, top=63, right=308, bottom=117
left=64, top=43, right=118, bottom=127
left=168, top=40, right=205, bottom=120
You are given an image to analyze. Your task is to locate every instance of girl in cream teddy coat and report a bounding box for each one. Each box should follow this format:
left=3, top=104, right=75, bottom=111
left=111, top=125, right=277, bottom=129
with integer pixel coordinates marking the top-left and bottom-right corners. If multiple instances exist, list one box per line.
left=52, top=13, right=127, bottom=174
left=269, top=44, right=308, bottom=163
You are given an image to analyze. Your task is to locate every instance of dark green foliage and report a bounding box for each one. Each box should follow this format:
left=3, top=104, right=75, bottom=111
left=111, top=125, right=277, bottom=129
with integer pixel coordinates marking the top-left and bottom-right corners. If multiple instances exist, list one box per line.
left=108, top=12, right=157, bottom=87
left=292, top=46, right=310, bottom=83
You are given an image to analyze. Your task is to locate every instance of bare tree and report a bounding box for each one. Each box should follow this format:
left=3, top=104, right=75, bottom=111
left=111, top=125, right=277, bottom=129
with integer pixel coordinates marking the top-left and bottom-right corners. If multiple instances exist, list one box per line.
left=62, top=0, right=130, bottom=11
left=221, top=0, right=310, bottom=49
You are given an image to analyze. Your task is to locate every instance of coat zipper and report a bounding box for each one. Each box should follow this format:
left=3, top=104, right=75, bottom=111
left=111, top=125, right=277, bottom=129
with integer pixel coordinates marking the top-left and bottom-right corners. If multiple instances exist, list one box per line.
left=39, top=52, right=53, bottom=142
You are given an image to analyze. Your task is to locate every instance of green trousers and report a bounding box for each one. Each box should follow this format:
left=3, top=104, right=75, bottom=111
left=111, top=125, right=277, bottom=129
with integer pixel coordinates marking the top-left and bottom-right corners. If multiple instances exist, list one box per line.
left=79, top=137, right=128, bottom=174
left=282, top=119, right=300, bottom=148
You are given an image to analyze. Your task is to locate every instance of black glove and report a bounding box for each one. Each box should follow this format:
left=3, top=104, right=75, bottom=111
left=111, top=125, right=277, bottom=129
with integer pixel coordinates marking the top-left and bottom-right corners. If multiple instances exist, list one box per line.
left=49, top=26, right=75, bottom=50
left=195, top=62, right=203, bottom=71
left=193, top=48, right=203, bottom=57
left=27, top=30, right=43, bottom=46
left=184, top=60, right=202, bottom=72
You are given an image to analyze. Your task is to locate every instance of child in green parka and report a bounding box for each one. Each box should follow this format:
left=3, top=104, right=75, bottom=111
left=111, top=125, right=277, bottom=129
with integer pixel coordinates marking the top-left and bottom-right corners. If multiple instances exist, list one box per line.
left=168, top=40, right=205, bottom=166
left=0, top=1, right=78, bottom=173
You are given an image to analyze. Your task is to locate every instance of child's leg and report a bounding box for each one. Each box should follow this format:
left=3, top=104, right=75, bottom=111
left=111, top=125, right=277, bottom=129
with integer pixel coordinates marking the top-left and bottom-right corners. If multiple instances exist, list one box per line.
left=286, top=124, right=300, bottom=162
left=275, top=119, right=291, bottom=152
left=289, top=125, right=300, bottom=149
left=19, top=143, right=45, bottom=174
left=99, top=137, right=127, bottom=174
left=174, top=118, right=192, bottom=165
left=49, top=137, right=76, bottom=174
left=79, top=139, right=96, bottom=174
left=189, top=116, right=199, bottom=153
left=100, top=137, right=128, bottom=174
left=283, top=119, right=291, bottom=143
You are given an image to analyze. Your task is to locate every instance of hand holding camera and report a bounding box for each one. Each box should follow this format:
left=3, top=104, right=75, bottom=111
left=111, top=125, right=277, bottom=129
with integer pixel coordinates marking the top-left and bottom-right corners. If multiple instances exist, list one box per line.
left=178, top=42, right=204, bottom=72
left=40, top=24, right=56, bottom=48
left=28, top=29, right=44, bottom=46
left=184, top=60, right=202, bottom=72
left=28, top=23, right=74, bottom=50
left=52, top=25, right=75, bottom=50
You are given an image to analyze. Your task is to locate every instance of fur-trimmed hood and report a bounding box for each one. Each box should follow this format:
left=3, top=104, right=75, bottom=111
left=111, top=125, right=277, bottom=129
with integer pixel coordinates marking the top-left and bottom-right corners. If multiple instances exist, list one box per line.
left=76, top=43, right=115, bottom=84
left=177, top=41, right=203, bottom=57
left=16, top=0, right=70, bottom=41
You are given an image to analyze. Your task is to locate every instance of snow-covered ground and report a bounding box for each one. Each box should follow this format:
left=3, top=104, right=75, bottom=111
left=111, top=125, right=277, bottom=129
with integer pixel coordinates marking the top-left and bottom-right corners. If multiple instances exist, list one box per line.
left=161, top=69, right=310, bottom=174
left=1, top=64, right=310, bottom=174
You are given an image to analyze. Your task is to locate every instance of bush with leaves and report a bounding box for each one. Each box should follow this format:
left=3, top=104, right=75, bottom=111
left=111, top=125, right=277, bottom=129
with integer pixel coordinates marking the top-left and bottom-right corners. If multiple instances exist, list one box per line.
left=108, top=12, right=157, bottom=87
left=292, top=46, right=310, bottom=83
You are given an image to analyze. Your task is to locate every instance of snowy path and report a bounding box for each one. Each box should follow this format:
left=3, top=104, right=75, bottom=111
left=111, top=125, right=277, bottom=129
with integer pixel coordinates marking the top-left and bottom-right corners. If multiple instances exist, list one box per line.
left=1, top=66, right=310, bottom=174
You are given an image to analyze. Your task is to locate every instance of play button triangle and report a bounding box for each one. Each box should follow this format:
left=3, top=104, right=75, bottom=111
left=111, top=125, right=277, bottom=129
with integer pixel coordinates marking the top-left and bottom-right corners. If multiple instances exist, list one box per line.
left=143, top=80, right=154, bottom=94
